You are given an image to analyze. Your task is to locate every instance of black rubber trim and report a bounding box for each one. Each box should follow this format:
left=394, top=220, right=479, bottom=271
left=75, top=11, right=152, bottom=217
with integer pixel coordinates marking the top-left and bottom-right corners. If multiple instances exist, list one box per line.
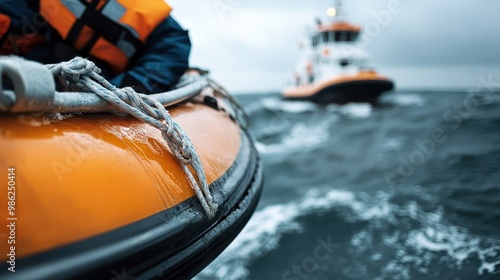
left=284, top=79, right=394, bottom=104
left=0, top=131, right=263, bottom=280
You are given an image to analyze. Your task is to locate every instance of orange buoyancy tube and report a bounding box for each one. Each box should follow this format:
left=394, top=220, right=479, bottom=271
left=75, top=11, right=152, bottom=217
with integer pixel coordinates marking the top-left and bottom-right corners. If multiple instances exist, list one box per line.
left=0, top=104, right=241, bottom=259
left=40, top=0, right=172, bottom=73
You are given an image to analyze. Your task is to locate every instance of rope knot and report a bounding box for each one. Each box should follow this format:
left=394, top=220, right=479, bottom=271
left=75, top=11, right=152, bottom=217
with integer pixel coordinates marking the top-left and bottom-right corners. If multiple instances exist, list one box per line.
left=50, top=57, right=102, bottom=84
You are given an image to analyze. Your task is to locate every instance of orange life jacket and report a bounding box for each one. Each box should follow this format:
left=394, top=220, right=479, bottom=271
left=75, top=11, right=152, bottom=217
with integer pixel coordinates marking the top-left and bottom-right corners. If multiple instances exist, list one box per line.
left=0, top=14, right=10, bottom=52
left=40, top=0, right=172, bottom=73
left=0, top=14, right=10, bottom=42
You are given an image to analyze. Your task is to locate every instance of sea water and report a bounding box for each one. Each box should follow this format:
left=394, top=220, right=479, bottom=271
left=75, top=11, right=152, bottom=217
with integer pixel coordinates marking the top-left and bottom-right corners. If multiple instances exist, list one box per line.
left=197, top=90, right=500, bottom=280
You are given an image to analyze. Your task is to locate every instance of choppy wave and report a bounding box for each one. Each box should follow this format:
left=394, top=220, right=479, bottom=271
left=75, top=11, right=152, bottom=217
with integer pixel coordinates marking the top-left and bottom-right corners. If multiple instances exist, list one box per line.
left=218, top=91, right=500, bottom=280
left=196, top=189, right=362, bottom=280
left=255, top=120, right=330, bottom=155
left=197, top=189, right=500, bottom=280
left=381, top=137, right=404, bottom=152
left=253, top=102, right=375, bottom=154
left=262, top=97, right=319, bottom=114
left=335, top=103, right=374, bottom=119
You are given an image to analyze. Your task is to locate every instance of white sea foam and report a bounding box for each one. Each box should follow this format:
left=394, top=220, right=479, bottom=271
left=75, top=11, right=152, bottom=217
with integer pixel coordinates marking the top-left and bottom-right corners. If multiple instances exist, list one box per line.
left=262, top=97, right=318, bottom=114
left=383, top=206, right=500, bottom=279
left=338, top=103, right=373, bottom=118
left=381, top=138, right=403, bottom=152
left=478, top=246, right=500, bottom=275
left=324, top=102, right=374, bottom=119
left=195, top=204, right=303, bottom=280
left=255, top=121, right=329, bottom=155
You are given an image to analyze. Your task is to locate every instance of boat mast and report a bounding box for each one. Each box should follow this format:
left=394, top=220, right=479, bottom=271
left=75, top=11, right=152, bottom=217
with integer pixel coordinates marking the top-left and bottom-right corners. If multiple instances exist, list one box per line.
left=327, top=0, right=344, bottom=22
left=335, top=0, right=344, bottom=21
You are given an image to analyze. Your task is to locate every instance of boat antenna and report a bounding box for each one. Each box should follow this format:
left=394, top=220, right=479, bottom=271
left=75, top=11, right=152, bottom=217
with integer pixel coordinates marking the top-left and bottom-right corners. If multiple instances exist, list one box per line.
left=337, top=0, right=344, bottom=21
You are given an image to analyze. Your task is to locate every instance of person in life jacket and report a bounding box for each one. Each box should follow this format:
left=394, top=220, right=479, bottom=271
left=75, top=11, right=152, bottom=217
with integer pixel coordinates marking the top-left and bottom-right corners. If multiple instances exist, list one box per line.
left=0, top=0, right=191, bottom=94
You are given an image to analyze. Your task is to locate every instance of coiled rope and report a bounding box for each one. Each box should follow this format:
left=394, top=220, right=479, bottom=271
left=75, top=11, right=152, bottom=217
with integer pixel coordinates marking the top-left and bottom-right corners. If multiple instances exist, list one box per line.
left=46, top=57, right=217, bottom=219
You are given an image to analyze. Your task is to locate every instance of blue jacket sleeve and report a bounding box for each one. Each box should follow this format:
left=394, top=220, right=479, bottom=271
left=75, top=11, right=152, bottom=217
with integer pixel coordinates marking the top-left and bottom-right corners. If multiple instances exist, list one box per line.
left=110, top=16, right=191, bottom=94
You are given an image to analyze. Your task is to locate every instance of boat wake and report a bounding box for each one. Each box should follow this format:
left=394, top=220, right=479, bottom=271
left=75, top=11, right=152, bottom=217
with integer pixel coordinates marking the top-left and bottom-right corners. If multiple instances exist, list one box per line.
left=253, top=100, right=375, bottom=155
left=327, top=102, right=374, bottom=119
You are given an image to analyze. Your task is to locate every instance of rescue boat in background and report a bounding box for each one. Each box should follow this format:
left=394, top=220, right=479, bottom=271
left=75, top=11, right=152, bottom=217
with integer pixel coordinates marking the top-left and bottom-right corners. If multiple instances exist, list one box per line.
left=0, top=57, right=263, bottom=279
left=282, top=1, right=394, bottom=104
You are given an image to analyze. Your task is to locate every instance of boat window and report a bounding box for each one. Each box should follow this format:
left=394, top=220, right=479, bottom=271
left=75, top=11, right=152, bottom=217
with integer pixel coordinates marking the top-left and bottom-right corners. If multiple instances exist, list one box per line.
left=312, top=35, right=318, bottom=47
left=322, top=32, right=329, bottom=43
left=335, top=31, right=343, bottom=42
left=347, top=31, right=360, bottom=42
left=336, top=31, right=360, bottom=42
left=321, top=31, right=360, bottom=43
left=340, top=59, right=350, bottom=67
left=329, top=31, right=336, bottom=43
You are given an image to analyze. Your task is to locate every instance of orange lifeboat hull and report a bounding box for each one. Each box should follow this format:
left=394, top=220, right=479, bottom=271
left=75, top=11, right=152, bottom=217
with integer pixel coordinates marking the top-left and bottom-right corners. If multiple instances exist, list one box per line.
left=0, top=91, right=263, bottom=278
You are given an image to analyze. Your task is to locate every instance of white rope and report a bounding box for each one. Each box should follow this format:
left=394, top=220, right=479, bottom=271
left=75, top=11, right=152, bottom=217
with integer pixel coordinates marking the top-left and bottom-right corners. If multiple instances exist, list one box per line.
left=46, top=57, right=217, bottom=219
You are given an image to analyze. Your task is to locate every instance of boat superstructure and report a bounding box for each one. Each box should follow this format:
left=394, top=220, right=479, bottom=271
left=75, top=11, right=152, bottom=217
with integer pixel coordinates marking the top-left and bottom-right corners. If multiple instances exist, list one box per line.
left=282, top=0, right=394, bottom=104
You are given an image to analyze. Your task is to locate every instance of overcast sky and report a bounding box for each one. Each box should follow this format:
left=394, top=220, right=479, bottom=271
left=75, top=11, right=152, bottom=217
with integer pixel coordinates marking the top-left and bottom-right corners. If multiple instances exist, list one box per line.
left=168, top=0, right=500, bottom=93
